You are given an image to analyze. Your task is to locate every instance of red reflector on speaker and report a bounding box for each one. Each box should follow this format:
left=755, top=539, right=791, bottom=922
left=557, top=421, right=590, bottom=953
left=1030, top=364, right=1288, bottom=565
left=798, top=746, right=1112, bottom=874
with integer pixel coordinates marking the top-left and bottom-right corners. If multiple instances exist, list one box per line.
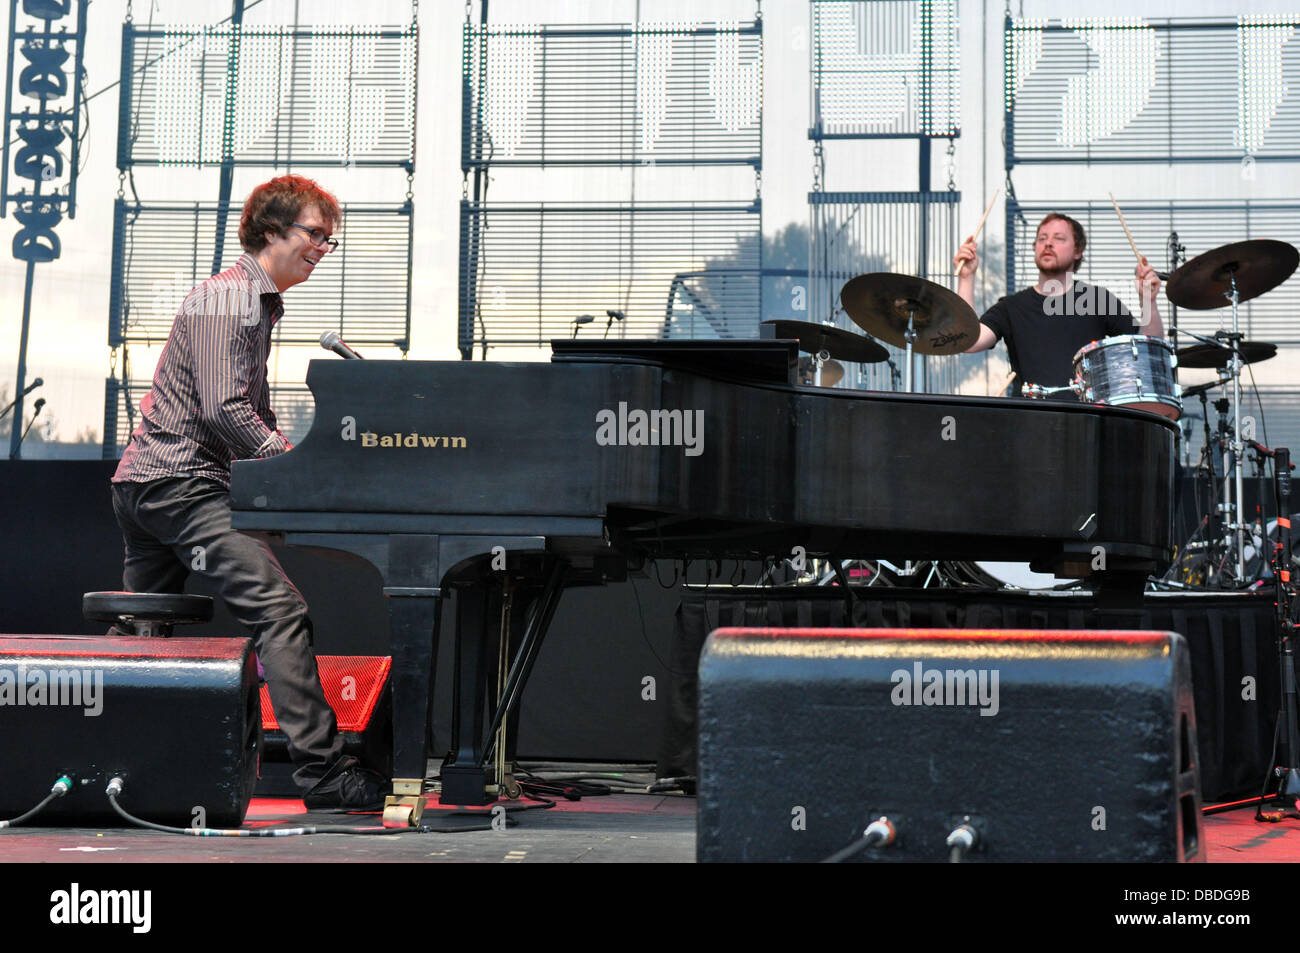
left=260, top=655, right=391, bottom=732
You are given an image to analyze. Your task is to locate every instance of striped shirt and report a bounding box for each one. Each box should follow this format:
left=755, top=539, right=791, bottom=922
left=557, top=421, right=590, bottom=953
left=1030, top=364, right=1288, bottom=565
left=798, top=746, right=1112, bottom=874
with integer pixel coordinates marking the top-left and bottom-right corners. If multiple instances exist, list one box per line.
left=113, top=253, right=290, bottom=488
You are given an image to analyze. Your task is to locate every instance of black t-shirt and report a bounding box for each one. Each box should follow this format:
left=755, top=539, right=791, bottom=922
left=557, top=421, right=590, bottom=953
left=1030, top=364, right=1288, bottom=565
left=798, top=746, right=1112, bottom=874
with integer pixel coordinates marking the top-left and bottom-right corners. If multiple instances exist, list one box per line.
left=981, top=281, right=1138, bottom=398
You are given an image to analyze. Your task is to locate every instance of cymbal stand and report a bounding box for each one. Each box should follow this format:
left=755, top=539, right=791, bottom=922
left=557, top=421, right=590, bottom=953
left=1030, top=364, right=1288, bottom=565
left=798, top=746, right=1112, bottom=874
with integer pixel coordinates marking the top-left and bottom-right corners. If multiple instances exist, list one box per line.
left=812, top=347, right=830, bottom=387
left=903, top=306, right=916, bottom=393
left=1224, top=270, right=1247, bottom=582
left=1212, top=396, right=1236, bottom=586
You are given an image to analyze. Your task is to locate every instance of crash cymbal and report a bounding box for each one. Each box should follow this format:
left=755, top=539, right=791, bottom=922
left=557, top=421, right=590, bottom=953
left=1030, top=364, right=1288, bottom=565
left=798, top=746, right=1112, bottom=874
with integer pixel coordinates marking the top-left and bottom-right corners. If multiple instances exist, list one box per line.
left=761, top=319, right=888, bottom=364
left=797, top=356, right=844, bottom=386
left=1165, top=240, right=1299, bottom=310
left=1176, top=340, right=1277, bottom=369
left=840, top=273, right=980, bottom=355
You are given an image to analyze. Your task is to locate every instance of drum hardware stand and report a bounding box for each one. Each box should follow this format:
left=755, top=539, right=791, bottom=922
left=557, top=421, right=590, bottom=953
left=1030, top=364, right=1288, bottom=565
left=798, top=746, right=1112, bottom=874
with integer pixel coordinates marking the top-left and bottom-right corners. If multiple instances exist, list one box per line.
left=1221, top=268, right=1248, bottom=583
left=1021, top=381, right=1081, bottom=400
left=1166, top=231, right=1185, bottom=356
left=902, top=306, right=917, bottom=393
left=1178, top=320, right=1251, bottom=586
left=873, top=558, right=945, bottom=587
left=885, top=357, right=902, bottom=390
left=810, top=347, right=831, bottom=387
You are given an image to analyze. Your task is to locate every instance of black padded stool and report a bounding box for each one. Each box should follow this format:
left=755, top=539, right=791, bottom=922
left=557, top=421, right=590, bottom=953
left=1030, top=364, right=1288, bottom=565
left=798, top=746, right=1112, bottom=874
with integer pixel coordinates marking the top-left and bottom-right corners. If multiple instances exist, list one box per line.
left=83, top=591, right=215, bottom=637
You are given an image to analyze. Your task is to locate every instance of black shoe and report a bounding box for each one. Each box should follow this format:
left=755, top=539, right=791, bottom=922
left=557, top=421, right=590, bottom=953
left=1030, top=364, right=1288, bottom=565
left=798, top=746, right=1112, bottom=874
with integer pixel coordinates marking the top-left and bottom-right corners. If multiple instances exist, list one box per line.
left=302, top=758, right=392, bottom=812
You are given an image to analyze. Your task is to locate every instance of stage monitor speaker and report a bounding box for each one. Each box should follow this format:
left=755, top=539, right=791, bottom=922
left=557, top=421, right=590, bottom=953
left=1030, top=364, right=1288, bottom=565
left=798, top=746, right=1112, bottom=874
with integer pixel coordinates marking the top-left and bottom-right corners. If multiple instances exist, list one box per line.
left=256, top=655, right=393, bottom=797
left=0, top=635, right=259, bottom=828
left=698, top=628, right=1203, bottom=863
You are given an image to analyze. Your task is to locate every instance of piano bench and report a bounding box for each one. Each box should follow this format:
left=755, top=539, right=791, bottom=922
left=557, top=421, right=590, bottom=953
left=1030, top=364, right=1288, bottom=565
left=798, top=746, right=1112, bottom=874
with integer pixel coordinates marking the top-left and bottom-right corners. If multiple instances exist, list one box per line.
left=82, top=591, right=215, bottom=638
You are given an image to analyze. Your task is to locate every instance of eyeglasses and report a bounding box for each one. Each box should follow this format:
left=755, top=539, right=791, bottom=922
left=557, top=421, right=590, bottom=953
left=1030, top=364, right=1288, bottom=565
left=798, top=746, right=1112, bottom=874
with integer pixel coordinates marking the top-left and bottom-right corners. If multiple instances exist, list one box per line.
left=287, top=222, right=339, bottom=251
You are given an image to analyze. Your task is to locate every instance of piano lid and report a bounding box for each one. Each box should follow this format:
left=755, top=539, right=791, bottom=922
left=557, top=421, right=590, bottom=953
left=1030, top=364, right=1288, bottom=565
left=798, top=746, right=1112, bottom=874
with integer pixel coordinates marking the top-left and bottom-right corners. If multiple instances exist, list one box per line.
left=550, top=338, right=796, bottom=385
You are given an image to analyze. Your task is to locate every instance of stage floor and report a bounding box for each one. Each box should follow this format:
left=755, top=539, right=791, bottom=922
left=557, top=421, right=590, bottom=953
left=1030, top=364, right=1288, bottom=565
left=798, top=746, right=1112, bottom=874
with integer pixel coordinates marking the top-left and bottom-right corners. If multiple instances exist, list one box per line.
left=2, top=771, right=1297, bottom=864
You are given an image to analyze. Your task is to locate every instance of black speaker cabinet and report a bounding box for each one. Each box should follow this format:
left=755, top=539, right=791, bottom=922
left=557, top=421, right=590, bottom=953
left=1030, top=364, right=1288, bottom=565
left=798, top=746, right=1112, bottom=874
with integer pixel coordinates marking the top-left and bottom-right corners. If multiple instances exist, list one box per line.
left=698, top=628, right=1203, bottom=863
left=0, top=635, right=259, bottom=828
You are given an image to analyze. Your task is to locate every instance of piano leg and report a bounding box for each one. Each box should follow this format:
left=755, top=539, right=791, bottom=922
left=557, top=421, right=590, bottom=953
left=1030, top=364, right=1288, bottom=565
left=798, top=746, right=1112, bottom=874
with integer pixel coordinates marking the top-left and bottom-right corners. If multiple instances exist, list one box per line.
left=386, top=594, right=441, bottom=794
left=441, top=575, right=496, bottom=805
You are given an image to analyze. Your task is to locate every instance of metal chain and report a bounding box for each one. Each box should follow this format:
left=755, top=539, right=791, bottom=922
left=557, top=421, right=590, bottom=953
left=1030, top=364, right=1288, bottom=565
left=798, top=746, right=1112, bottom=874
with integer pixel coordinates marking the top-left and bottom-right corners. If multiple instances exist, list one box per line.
left=411, top=0, right=419, bottom=24
left=754, top=166, right=762, bottom=201
left=812, top=140, right=825, bottom=193
left=945, top=139, right=956, bottom=191
left=125, top=0, right=133, bottom=23
left=109, top=346, right=118, bottom=375
left=117, top=170, right=125, bottom=199
left=406, top=170, right=414, bottom=202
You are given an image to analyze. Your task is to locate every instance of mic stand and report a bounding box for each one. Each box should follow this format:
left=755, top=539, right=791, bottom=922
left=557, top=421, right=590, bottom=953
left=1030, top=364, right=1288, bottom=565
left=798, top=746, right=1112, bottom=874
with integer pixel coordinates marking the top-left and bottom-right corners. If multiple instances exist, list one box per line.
left=1263, top=446, right=1300, bottom=818
left=1205, top=447, right=1300, bottom=819
left=12, top=400, right=44, bottom=459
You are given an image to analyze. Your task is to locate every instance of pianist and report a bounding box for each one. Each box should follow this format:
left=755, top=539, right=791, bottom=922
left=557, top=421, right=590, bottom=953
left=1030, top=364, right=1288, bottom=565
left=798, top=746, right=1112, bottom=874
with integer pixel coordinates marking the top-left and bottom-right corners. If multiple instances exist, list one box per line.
left=952, top=212, right=1164, bottom=396
left=109, top=175, right=388, bottom=811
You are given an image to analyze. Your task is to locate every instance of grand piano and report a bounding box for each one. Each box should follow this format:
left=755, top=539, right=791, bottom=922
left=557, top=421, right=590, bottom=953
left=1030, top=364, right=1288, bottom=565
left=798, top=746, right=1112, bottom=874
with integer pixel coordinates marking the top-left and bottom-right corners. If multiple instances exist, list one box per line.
left=230, top=339, right=1177, bottom=811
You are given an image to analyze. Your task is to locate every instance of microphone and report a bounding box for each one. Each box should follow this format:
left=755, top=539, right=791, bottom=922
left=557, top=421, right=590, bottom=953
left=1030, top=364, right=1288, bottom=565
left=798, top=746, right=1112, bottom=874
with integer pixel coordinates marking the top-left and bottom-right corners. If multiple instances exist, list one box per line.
left=603, top=309, right=625, bottom=339
left=14, top=397, right=45, bottom=458
left=0, top=377, right=42, bottom=425
left=571, top=314, right=594, bottom=339
left=319, top=330, right=364, bottom=360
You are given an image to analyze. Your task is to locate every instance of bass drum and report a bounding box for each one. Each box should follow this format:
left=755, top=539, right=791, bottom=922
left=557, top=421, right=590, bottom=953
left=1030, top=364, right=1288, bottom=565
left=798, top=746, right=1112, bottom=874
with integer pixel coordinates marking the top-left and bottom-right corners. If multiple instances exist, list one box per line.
left=944, top=561, right=1079, bottom=590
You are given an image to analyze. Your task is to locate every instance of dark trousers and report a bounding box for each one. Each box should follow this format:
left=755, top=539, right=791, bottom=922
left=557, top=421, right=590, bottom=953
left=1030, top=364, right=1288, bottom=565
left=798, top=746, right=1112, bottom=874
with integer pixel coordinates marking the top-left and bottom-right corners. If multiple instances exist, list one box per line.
left=111, top=476, right=343, bottom=790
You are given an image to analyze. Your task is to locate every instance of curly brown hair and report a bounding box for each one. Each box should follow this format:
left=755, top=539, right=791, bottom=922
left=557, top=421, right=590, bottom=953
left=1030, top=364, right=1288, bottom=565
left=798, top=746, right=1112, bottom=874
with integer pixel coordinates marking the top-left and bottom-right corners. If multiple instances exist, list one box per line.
left=239, top=175, right=342, bottom=253
left=1037, top=212, right=1086, bottom=269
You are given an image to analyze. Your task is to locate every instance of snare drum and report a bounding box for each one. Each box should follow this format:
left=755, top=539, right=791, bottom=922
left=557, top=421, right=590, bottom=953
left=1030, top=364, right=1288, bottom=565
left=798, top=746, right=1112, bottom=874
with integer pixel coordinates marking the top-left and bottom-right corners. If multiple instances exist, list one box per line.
left=1072, top=334, right=1182, bottom=421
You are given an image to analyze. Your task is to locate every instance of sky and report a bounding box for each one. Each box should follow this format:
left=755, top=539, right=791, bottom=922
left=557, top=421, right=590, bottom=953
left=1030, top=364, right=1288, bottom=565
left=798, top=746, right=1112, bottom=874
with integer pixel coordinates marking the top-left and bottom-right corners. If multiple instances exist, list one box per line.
left=2, top=0, right=1299, bottom=448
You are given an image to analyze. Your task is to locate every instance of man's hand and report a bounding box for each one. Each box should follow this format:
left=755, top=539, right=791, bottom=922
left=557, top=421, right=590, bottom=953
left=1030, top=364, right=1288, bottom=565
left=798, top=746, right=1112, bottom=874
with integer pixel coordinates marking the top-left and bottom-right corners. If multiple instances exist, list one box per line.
left=1136, top=256, right=1160, bottom=302
left=953, top=237, right=979, bottom=279
left=1134, top=256, right=1165, bottom=337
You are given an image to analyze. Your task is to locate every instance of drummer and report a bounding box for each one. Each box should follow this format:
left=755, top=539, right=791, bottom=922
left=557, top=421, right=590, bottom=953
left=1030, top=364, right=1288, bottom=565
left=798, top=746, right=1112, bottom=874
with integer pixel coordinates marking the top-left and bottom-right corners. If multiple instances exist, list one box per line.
left=953, top=212, right=1164, bottom=398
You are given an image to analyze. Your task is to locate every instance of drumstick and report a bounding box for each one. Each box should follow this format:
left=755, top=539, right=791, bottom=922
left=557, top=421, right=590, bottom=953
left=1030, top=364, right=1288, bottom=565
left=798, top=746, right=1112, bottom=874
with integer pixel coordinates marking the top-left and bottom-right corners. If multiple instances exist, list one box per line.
left=1108, top=192, right=1144, bottom=265
left=954, top=187, right=1000, bottom=277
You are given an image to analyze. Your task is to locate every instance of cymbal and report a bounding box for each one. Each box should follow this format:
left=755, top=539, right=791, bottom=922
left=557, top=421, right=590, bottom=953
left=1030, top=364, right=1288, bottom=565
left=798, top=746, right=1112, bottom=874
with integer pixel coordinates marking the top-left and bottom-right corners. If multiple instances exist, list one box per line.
left=761, top=319, right=888, bottom=364
left=1165, top=240, right=1299, bottom=310
left=1176, top=340, right=1277, bottom=369
left=797, top=356, right=844, bottom=386
left=840, top=273, right=980, bottom=355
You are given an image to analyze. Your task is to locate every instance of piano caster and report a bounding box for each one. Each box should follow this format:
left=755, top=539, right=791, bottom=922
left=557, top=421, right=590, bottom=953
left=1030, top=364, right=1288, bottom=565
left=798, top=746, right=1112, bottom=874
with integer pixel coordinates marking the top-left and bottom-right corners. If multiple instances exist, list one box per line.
left=383, top=778, right=437, bottom=828
left=502, top=775, right=522, bottom=799
left=383, top=792, right=453, bottom=828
